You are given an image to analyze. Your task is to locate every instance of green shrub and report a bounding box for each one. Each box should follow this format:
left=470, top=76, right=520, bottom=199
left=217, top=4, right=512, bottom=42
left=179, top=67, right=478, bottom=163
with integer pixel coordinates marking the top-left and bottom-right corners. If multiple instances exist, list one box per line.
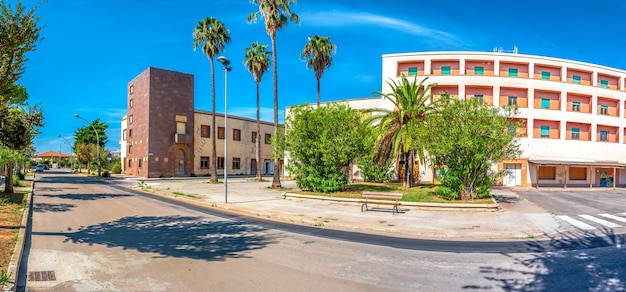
left=110, top=160, right=122, bottom=174
left=101, top=171, right=110, bottom=177
left=359, top=161, right=391, bottom=183
left=434, top=186, right=458, bottom=200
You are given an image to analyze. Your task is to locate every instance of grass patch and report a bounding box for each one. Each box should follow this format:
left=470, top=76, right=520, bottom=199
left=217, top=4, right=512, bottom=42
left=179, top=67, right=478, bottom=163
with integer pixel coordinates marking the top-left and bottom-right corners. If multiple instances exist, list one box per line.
left=293, top=182, right=493, bottom=204
left=172, top=191, right=199, bottom=199
left=0, top=191, right=27, bottom=285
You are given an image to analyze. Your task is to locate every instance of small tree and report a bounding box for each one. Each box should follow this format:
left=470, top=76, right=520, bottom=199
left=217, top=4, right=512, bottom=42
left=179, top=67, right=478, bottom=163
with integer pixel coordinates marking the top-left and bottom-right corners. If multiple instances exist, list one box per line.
left=286, top=103, right=368, bottom=192
left=424, top=99, right=521, bottom=200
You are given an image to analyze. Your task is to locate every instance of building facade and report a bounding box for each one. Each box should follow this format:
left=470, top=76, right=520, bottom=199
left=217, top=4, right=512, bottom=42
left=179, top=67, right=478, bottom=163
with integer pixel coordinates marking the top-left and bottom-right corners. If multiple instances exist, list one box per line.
left=121, top=67, right=276, bottom=178
left=340, top=51, right=626, bottom=188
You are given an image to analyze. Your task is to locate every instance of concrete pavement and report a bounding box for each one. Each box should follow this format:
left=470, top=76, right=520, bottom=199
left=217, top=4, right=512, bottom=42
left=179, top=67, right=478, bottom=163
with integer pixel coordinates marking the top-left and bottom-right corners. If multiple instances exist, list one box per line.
left=106, top=175, right=571, bottom=240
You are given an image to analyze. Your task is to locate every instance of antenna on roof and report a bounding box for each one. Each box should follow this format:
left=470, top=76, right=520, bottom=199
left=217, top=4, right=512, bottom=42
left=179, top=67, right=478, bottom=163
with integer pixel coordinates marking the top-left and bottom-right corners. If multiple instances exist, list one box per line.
left=493, top=46, right=519, bottom=54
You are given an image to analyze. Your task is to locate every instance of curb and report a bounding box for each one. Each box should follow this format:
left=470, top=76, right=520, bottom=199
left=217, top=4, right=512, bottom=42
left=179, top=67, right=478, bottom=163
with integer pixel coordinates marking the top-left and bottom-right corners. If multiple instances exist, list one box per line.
left=3, top=174, right=34, bottom=292
left=281, top=192, right=500, bottom=211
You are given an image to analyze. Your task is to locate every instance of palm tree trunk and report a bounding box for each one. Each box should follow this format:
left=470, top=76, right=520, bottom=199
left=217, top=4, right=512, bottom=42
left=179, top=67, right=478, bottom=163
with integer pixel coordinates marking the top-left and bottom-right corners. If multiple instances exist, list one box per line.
left=255, top=82, right=262, bottom=181
left=210, top=58, right=218, bottom=183
left=316, top=77, right=321, bottom=107
left=4, top=165, right=14, bottom=193
left=271, top=36, right=281, bottom=188
left=407, top=150, right=415, bottom=187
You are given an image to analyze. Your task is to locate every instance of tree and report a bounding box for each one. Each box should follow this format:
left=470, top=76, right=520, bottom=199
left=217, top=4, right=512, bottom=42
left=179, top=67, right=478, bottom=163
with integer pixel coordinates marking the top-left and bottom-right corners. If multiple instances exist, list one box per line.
left=75, top=143, right=94, bottom=174
left=74, top=119, right=107, bottom=175
left=243, top=42, right=271, bottom=182
left=248, top=0, right=299, bottom=188
left=285, top=103, right=368, bottom=192
left=365, top=76, right=438, bottom=188
left=0, top=0, right=43, bottom=101
left=425, top=98, right=521, bottom=200
left=193, top=17, right=230, bottom=183
left=0, top=105, right=43, bottom=193
left=301, top=35, right=336, bottom=107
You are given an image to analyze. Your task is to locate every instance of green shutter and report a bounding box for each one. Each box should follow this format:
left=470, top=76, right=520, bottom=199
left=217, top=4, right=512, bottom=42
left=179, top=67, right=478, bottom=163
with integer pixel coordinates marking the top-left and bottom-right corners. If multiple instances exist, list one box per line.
left=541, top=98, right=550, bottom=109
left=572, top=75, right=581, bottom=83
left=408, top=67, right=418, bottom=75
left=572, top=101, right=580, bottom=112
left=541, top=71, right=550, bottom=80
left=572, top=128, right=580, bottom=139
left=442, top=66, right=451, bottom=75
left=540, top=126, right=549, bottom=137
left=600, top=80, right=609, bottom=88
left=474, top=66, right=484, bottom=75
left=601, top=105, right=608, bottom=115
left=508, top=68, right=518, bottom=77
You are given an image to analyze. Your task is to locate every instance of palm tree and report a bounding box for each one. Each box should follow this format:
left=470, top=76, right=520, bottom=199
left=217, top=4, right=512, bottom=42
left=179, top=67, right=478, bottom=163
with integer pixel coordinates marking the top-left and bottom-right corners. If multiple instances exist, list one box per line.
left=248, top=0, right=299, bottom=188
left=366, top=76, right=438, bottom=188
left=193, top=17, right=230, bottom=183
left=301, top=35, right=337, bottom=107
left=243, top=42, right=271, bottom=182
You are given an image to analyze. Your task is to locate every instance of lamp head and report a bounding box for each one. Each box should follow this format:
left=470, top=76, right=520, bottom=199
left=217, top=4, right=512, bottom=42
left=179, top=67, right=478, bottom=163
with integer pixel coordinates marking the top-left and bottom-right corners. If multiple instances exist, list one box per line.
left=217, top=56, right=230, bottom=66
left=73, top=114, right=79, bottom=118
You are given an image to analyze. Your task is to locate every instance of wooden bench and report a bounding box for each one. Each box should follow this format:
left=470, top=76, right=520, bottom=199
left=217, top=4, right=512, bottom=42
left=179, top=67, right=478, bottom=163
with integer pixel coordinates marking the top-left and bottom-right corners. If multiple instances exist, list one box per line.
left=361, top=191, right=403, bottom=214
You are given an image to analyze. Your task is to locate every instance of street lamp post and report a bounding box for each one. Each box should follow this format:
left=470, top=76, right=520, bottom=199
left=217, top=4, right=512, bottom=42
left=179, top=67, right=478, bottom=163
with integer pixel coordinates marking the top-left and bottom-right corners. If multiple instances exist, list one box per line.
left=217, top=56, right=232, bottom=203
left=74, top=114, right=101, bottom=176
left=58, top=134, right=74, bottom=169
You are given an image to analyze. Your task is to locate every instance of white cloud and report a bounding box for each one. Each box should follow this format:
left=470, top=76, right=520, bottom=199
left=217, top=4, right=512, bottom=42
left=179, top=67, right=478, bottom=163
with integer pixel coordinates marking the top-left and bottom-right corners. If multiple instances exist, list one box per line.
left=301, top=10, right=457, bottom=42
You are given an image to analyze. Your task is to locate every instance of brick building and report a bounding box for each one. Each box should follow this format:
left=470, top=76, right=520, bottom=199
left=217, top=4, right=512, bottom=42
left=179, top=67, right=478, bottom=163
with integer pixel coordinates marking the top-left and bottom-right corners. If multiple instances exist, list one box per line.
left=121, top=67, right=277, bottom=178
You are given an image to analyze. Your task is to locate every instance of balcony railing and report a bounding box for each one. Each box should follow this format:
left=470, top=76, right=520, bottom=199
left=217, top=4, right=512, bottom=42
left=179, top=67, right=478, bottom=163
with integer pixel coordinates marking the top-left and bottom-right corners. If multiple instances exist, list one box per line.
left=174, top=133, right=191, bottom=144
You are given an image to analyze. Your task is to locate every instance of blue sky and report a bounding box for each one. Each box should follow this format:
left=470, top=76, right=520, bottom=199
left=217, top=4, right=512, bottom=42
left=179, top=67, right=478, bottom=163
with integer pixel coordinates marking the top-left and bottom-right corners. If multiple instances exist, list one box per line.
left=16, top=0, right=626, bottom=154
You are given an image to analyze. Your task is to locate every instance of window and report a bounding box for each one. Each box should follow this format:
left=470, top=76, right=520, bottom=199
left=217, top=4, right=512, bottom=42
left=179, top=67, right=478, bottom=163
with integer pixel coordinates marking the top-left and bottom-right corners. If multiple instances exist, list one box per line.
left=176, top=122, right=185, bottom=135
left=123, top=129, right=127, bottom=140
left=232, top=157, right=240, bottom=170
left=571, top=128, right=580, bottom=139
left=541, top=98, right=550, bottom=109
left=600, top=105, right=608, bottom=115
left=440, top=93, right=450, bottom=104
left=408, top=67, right=418, bottom=75
left=128, top=159, right=132, bottom=168
left=233, top=129, right=241, bottom=141
left=200, top=156, right=210, bottom=169
left=600, top=80, right=609, bottom=88
left=507, top=125, right=516, bottom=136
left=473, top=94, right=484, bottom=103
left=474, top=66, right=484, bottom=75
left=201, top=125, right=210, bottom=138
left=252, top=131, right=257, bottom=143
left=129, top=99, right=133, bottom=108
left=541, top=71, right=550, bottom=80
left=538, top=166, right=556, bottom=180
left=129, top=85, right=134, bottom=95
left=265, top=133, right=271, bottom=144
left=507, top=96, right=518, bottom=106
left=138, top=158, right=143, bottom=168
left=441, top=66, right=451, bottom=75
left=129, top=115, right=133, bottom=124
left=572, top=101, right=580, bottom=112
left=218, top=127, right=225, bottom=139
left=129, top=129, right=133, bottom=138
left=600, top=130, right=608, bottom=141
left=572, top=75, right=581, bottom=83
left=569, top=167, right=587, bottom=180
left=540, top=126, right=550, bottom=137
left=128, top=145, right=132, bottom=154
left=217, top=157, right=224, bottom=169
left=508, top=68, right=518, bottom=77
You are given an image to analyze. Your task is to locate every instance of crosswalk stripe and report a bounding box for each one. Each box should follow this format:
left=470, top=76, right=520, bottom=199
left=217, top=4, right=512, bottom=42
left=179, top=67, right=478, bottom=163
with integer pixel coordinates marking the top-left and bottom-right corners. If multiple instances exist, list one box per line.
left=557, top=215, right=596, bottom=230
left=579, top=215, right=622, bottom=228
left=620, top=213, right=626, bottom=217
left=599, top=214, right=626, bottom=223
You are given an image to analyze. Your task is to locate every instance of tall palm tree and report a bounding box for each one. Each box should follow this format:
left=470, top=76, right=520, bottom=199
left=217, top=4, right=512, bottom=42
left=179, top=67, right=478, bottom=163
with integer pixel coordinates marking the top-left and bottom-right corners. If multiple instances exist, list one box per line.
left=301, top=35, right=336, bottom=107
left=366, top=76, right=438, bottom=188
left=248, top=0, right=299, bottom=188
left=193, top=17, right=230, bottom=183
left=243, top=42, right=271, bottom=182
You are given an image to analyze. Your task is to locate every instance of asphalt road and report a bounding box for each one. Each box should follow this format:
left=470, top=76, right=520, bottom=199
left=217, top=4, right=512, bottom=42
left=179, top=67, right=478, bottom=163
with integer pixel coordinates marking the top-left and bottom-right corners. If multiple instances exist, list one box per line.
left=17, top=171, right=626, bottom=291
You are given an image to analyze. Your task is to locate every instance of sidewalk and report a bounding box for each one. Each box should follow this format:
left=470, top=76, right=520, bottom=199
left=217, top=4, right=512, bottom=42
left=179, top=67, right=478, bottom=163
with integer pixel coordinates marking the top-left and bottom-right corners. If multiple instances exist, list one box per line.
left=106, top=175, right=570, bottom=240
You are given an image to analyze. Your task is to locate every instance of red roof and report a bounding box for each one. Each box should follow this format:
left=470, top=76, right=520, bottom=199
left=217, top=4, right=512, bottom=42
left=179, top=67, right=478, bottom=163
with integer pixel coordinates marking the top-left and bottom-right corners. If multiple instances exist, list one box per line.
left=34, top=151, right=73, bottom=158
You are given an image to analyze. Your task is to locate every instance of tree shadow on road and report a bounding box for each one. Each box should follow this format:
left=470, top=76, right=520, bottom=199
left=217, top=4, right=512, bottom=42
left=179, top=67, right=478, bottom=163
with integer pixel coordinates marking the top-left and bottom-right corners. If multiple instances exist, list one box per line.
left=41, top=193, right=131, bottom=200
left=33, top=203, right=76, bottom=213
left=468, top=228, right=626, bottom=291
left=62, top=215, right=277, bottom=262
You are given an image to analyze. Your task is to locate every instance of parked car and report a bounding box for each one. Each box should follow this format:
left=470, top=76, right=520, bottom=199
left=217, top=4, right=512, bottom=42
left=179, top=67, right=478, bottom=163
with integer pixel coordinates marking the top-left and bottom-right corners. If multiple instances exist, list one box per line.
left=43, top=164, right=49, bottom=170
left=35, top=164, right=45, bottom=172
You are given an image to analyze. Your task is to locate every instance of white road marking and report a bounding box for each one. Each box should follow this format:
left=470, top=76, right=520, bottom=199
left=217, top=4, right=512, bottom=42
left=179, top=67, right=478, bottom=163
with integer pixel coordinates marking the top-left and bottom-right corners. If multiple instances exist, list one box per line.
left=557, top=215, right=596, bottom=230
left=579, top=214, right=621, bottom=228
left=599, top=214, right=626, bottom=223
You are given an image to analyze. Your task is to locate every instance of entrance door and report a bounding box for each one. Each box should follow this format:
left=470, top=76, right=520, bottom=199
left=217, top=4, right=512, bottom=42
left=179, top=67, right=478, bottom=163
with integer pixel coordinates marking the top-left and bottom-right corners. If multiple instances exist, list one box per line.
left=503, top=163, right=522, bottom=186
left=175, top=149, right=186, bottom=176
left=251, top=159, right=257, bottom=175
left=264, top=160, right=274, bottom=175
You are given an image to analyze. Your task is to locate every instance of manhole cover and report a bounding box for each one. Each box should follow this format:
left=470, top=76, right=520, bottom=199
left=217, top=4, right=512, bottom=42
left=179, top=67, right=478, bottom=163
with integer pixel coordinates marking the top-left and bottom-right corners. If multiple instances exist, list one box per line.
left=28, top=271, right=56, bottom=282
